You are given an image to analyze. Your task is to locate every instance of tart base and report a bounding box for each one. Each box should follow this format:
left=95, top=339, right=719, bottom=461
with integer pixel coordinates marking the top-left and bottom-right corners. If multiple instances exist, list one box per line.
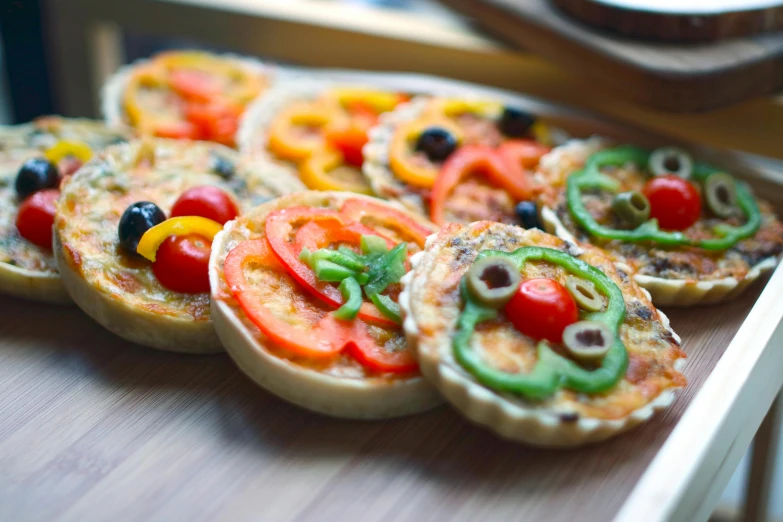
left=54, top=233, right=222, bottom=354
left=0, top=263, right=70, bottom=304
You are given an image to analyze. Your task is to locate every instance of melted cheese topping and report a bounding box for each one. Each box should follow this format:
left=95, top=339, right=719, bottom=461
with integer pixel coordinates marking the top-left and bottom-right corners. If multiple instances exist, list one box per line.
left=0, top=118, right=131, bottom=273
left=56, top=139, right=301, bottom=320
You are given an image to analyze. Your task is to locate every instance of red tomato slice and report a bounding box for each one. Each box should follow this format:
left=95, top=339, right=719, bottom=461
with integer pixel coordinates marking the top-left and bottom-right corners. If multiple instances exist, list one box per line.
left=152, top=234, right=211, bottom=293
left=344, top=321, right=418, bottom=374
left=153, top=120, right=203, bottom=140
left=223, top=239, right=345, bottom=359
left=431, top=145, right=532, bottom=225
left=339, top=198, right=432, bottom=248
left=16, top=189, right=59, bottom=249
left=265, top=207, right=397, bottom=326
left=169, top=69, right=220, bottom=102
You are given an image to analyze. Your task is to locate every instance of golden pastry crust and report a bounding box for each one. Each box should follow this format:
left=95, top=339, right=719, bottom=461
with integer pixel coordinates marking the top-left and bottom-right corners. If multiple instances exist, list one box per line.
left=0, top=117, right=133, bottom=303
left=400, top=221, right=686, bottom=446
left=536, top=138, right=783, bottom=306
left=209, top=190, right=443, bottom=418
left=54, top=138, right=304, bottom=352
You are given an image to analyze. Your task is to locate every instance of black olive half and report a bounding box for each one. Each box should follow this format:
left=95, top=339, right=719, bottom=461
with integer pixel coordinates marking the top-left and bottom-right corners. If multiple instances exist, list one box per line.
left=612, top=191, right=650, bottom=228
left=466, top=256, right=521, bottom=308
left=563, top=321, right=613, bottom=363
left=118, top=201, right=166, bottom=254
left=498, top=106, right=535, bottom=138
left=15, top=158, right=59, bottom=200
left=704, top=172, right=737, bottom=219
left=415, top=127, right=457, bottom=162
left=515, top=200, right=541, bottom=230
left=212, top=154, right=235, bottom=180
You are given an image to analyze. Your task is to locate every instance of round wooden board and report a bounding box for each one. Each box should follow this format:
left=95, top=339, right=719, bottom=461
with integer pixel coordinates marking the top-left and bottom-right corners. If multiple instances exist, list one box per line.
left=552, top=0, right=783, bottom=41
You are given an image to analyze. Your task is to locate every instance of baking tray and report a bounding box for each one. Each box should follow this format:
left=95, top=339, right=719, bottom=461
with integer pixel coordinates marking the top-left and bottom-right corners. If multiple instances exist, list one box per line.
left=1, top=68, right=782, bottom=522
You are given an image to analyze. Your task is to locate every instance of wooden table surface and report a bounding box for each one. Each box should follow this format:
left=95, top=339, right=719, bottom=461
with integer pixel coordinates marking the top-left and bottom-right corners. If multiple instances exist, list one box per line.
left=0, top=283, right=766, bottom=521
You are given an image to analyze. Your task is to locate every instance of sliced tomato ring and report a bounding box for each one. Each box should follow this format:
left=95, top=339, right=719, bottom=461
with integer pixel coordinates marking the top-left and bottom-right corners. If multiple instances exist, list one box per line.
left=344, top=321, right=418, bottom=374
left=430, top=145, right=530, bottom=226
left=265, top=207, right=397, bottom=326
left=223, top=239, right=344, bottom=359
left=339, top=198, right=431, bottom=249
left=169, top=69, right=221, bottom=102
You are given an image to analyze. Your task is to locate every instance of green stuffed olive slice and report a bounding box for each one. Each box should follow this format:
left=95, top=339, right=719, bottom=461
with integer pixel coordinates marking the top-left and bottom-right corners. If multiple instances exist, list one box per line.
left=565, top=276, right=604, bottom=312
left=649, top=146, right=693, bottom=179
left=704, top=172, right=738, bottom=218
left=465, top=255, right=521, bottom=308
left=612, top=191, right=650, bottom=228
left=562, top=321, right=613, bottom=363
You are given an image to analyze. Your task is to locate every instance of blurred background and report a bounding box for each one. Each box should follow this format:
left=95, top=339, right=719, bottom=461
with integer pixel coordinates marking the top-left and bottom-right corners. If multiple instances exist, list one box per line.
left=1, top=0, right=781, bottom=520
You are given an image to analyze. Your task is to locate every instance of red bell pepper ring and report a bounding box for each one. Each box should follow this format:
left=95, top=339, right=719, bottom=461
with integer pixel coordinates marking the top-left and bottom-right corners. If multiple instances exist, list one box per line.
left=496, top=139, right=551, bottom=195
left=222, top=238, right=345, bottom=359
left=344, top=321, right=418, bottom=374
left=430, top=145, right=535, bottom=226
left=339, top=198, right=432, bottom=249
left=265, top=207, right=397, bottom=326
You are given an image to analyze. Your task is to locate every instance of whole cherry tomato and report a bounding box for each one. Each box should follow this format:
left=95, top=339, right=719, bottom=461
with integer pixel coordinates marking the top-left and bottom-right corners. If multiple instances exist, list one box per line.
left=170, top=185, right=239, bottom=225
left=16, top=189, right=59, bottom=249
left=152, top=234, right=211, bottom=293
left=505, top=278, right=578, bottom=343
left=642, top=174, right=701, bottom=231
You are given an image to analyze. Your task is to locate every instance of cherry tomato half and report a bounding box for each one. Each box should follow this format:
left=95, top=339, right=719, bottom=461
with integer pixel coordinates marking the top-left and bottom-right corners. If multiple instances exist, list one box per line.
left=642, top=174, right=701, bottom=231
left=152, top=234, right=211, bottom=293
left=170, top=185, right=239, bottom=225
left=16, top=189, right=59, bottom=249
left=505, top=278, right=578, bottom=344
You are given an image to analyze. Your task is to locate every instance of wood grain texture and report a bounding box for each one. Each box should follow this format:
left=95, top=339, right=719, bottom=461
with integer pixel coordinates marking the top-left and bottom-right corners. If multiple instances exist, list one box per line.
left=0, top=272, right=769, bottom=522
left=554, top=0, right=783, bottom=42
left=438, top=0, right=783, bottom=111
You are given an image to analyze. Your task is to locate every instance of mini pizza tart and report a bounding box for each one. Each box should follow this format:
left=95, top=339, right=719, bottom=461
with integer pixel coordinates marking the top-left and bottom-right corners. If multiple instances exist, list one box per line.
left=54, top=138, right=305, bottom=353
left=209, top=191, right=443, bottom=418
left=238, top=80, right=409, bottom=195
left=400, top=221, right=686, bottom=446
left=363, top=96, right=555, bottom=225
left=103, top=50, right=271, bottom=147
left=0, top=116, right=132, bottom=303
left=535, top=138, right=783, bottom=306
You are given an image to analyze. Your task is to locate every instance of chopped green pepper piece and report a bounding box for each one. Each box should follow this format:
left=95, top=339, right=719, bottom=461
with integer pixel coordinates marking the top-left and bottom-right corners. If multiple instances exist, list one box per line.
left=364, top=243, right=407, bottom=296
left=313, top=259, right=358, bottom=283
left=334, top=277, right=363, bottom=320
left=566, top=145, right=762, bottom=250
left=454, top=246, right=628, bottom=400
left=361, top=234, right=388, bottom=256
left=369, top=293, right=402, bottom=324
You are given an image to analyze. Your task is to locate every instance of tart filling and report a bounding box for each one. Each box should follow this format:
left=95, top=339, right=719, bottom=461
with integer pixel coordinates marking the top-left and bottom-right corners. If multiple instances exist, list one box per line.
left=400, top=222, right=686, bottom=446
left=103, top=50, right=270, bottom=147
left=363, top=97, right=554, bottom=225
left=209, top=191, right=442, bottom=418
left=0, top=117, right=132, bottom=302
left=54, top=138, right=304, bottom=351
left=536, top=139, right=783, bottom=305
left=239, top=80, right=409, bottom=194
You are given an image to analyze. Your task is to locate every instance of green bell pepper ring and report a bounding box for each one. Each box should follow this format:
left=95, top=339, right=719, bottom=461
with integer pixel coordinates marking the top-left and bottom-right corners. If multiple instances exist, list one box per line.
left=566, top=146, right=761, bottom=250
left=454, top=246, right=628, bottom=400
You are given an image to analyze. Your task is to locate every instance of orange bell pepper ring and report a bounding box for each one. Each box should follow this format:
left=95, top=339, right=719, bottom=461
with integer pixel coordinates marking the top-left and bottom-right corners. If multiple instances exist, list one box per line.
left=388, top=117, right=463, bottom=189
left=267, top=101, right=341, bottom=162
left=300, top=148, right=373, bottom=194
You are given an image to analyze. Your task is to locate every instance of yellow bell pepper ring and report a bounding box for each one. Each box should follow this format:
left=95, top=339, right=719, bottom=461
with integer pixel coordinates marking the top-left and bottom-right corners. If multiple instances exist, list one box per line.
left=45, top=140, right=93, bottom=164
left=300, top=148, right=373, bottom=194
left=326, top=88, right=403, bottom=114
left=389, top=118, right=464, bottom=189
left=426, top=99, right=503, bottom=120
left=137, top=216, right=223, bottom=262
left=267, top=102, right=341, bottom=162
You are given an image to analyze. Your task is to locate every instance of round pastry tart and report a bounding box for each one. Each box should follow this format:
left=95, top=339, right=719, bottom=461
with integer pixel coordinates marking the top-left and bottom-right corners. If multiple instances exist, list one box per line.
left=103, top=50, right=271, bottom=147
left=0, top=116, right=132, bottom=303
left=209, top=191, right=442, bottom=418
left=238, top=80, right=409, bottom=194
left=363, top=96, right=554, bottom=225
left=54, top=138, right=305, bottom=353
left=400, top=221, right=686, bottom=446
left=536, top=138, right=783, bottom=306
